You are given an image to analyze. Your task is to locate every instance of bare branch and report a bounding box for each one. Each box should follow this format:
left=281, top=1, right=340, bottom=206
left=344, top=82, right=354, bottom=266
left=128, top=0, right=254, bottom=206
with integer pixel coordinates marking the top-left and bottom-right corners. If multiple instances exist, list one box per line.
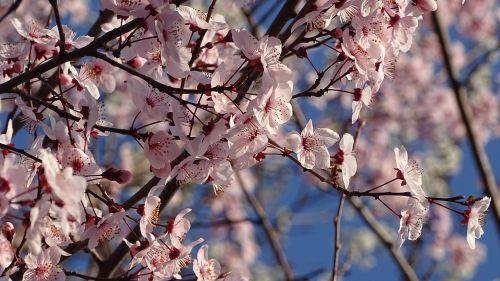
left=431, top=11, right=500, bottom=233
left=236, top=171, right=295, bottom=281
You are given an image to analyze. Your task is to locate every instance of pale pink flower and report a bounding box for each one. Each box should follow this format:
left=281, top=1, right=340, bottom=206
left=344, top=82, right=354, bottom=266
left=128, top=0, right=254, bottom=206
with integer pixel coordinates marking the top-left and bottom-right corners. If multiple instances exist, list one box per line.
left=128, top=77, right=172, bottom=119
left=287, top=120, right=339, bottom=170
left=168, top=156, right=212, bottom=184
left=386, top=10, right=418, bottom=53
left=166, top=208, right=192, bottom=242
left=22, top=247, right=65, bottom=281
left=407, top=0, right=438, bottom=15
left=252, top=82, right=293, bottom=134
left=144, top=131, right=182, bottom=170
left=71, top=58, right=116, bottom=99
left=232, top=29, right=292, bottom=83
left=60, top=147, right=100, bottom=176
left=83, top=211, right=127, bottom=249
left=184, top=137, right=234, bottom=192
left=140, top=186, right=162, bottom=236
left=0, top=153, right=27, bottom=202
left=398, top=197, right=428, bottom=248
left=11, top=18, right=48, bottom=44
left=463, top=196, right=490, bottom=249
left=394, top=146, right=426, bottom=202
left=227, top=115, right=268, bottom=159
left=333, top=133, right=357, bottom=189
left=47, top=25, right=93, bottom=51
left=341, top=29, right=384, bottom=76
left=291, top=2, right=338, bottom=32
left=40, top=218, right=73, bottom=256
left=351, top=86, right=372, bottom=123
left=40, top=149, right=87, bottom=207
left=0, top=230, right=14, bottom=271
left=175, top=5, right=227, bottom=31
left=193, top=245, right=221, bottom=281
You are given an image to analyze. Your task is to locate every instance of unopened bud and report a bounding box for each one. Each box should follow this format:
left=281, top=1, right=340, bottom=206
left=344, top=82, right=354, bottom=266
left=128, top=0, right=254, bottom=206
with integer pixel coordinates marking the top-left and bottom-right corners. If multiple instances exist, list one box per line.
left=1, top=222, right=15, bottom=241
left=102, top=168, right=133, bottom=184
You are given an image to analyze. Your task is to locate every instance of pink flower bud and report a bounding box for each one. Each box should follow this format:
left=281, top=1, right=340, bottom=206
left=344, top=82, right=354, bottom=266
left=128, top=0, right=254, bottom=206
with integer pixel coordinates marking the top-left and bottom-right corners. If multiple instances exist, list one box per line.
left=102, top=168, right=133, bottom=184
left=1, top=222, right=15, bottom=241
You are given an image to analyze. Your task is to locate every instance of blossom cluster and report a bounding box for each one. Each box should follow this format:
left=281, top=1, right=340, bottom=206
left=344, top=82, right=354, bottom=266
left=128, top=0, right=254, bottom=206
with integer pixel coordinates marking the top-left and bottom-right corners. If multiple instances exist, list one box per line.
left=0, top=0, right=494, bottom=280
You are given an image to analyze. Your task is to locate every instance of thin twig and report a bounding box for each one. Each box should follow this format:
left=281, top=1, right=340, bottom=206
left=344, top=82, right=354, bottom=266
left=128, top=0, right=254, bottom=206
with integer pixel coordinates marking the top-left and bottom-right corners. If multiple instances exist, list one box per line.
left=431, top=11, right=500, bottom=233
left=348, top=197, right=420, bottom=281
left=331, top=194, right=345, bottom=281
left=235, top=171, right=294, bottom=281
left=48, top=0, right=65, bottom=56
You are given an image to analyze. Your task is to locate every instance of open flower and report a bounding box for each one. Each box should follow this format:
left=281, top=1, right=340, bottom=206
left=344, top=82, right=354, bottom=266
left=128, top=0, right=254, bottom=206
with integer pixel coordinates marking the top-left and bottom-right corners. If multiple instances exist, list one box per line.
left=144, top=131, right=182, bottom=171
left=394, top=146, right=426, bottom=202
left=332, top=133, right=357, bottom=189
left=140, top=186, right=162, bottom=237
left=287, top=120, right=339, bottom=170
left=351, top=86, right=372, bottom=124
left=166, top=208, right=192, bottom=241
left=463, top=197, right=491, bottom=249
left=398, top=197, right=428, bottom=248
left=22, top=247, right=65, bottom=281
left=193, top=245, right=221, bottom=281
left=83, top=211, right=127, bottom=249
left=252, top=82, right=293, bottom=134
left=232, top=29, right=292, bottom=83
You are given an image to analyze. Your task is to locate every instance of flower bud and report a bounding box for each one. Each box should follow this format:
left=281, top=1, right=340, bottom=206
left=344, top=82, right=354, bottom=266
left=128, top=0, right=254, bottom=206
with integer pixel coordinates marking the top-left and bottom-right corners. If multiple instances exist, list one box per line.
left=1, top=222, right=15, bottom=241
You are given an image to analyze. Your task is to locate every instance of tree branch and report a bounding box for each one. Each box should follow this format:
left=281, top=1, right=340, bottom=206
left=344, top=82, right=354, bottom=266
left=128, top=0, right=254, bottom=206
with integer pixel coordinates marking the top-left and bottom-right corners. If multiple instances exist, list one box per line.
left=0, top=18, right=143, bottom=94
left=236, top=171, right=295, bottom=281
left=431, top=11, right=500, bottom=233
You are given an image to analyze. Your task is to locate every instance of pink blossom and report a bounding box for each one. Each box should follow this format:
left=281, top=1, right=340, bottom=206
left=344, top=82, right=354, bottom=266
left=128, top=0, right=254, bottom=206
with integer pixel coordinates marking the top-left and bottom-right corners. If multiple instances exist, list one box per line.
left=22, top=247, right=65, bottom=281
left=334, top=133, right=357, bottom=189
left=287, top=120, right=339, bottom=170
left=144, top=130, right=182, bottom=171
left=463, top=196, right=490, bottom=249
left=140, top=186, right=162, bottom=236
left=398, top=197, right=428, bottom=248
left=83, top=211, right=127, bottom=249
left=232, top=29, right=292, bottom=83
left=394, top=146, right=427, bottom=202
left=193, top=245, right=221, bottom=281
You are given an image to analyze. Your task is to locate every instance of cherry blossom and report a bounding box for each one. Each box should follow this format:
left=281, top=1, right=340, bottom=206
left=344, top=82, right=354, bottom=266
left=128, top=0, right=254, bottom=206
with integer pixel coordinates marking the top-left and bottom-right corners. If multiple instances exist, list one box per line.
left=0, top=229, right=14, bottom=272
left=252, top=81, right=293, bottom=134
left=11, top=17, right=48, bottom=44
left=193, top=245, right=221, bottom=281
left=287, top=120, right=339, bottom=170
left=394, top=146, right=427, bottom=202
left=22, top=247, right=65, bottom=281
left=463, top=196, right=491, bottom=249
left=291, top=1, right=338, bottom=32
left=40, top=149, right=87, bottom=207
left=144, top=130, right=182, bottom=171
left=0, top=0, right=495, bottom=279
left=46, top=25, right=93, bottom=51
left=227, top=115, right=268, bottom=159
left=83, top=211, right=127, bottom=249
left=398, top=197, right=428, bottom=248
left=232, top=29, right=292, bottom=83
left=333, top=133, right=357, bottom=189
left=351, top=86, right=372, bottom=124
left=140, top=185, right=162, bottom=236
